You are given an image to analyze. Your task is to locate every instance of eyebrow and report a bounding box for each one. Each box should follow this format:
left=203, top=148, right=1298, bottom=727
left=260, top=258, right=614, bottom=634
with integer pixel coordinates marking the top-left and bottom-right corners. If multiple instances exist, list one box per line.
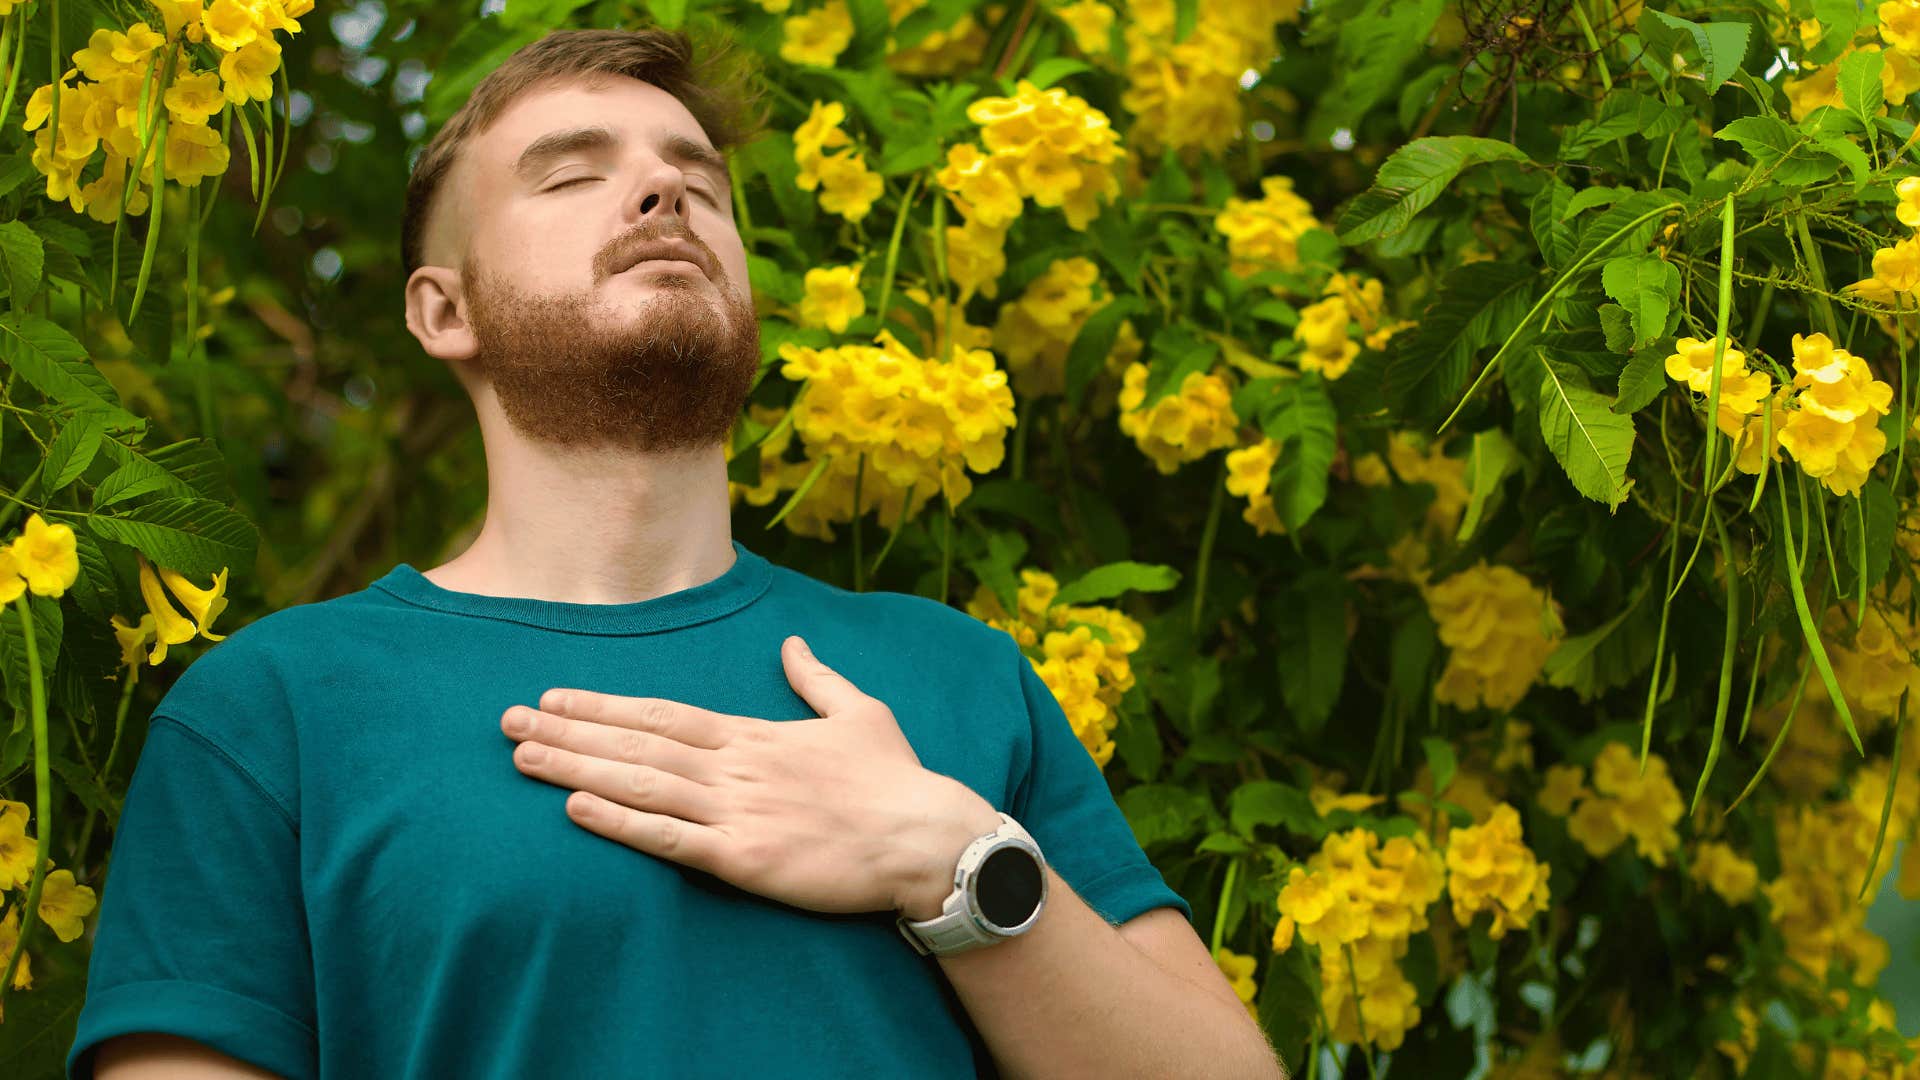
left=510, top=125, right=732, bottom=188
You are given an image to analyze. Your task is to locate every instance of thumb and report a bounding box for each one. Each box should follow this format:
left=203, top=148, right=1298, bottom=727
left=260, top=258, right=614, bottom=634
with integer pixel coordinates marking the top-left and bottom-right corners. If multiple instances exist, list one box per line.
left=781, top=636, right=869, bottom=717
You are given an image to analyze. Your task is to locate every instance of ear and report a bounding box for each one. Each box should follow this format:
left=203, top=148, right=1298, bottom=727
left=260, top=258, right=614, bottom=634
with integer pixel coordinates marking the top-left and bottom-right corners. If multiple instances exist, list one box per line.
left=404, top=265, right=479, bottom=365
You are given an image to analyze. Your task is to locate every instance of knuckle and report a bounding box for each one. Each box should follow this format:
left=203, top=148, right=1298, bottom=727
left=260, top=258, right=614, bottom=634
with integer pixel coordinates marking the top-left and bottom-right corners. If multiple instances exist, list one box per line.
left=616, top=729, right=650, bottom=764
left=626, top=767, right=657, bottom=800
left=638, top=698, right=675, bottom=729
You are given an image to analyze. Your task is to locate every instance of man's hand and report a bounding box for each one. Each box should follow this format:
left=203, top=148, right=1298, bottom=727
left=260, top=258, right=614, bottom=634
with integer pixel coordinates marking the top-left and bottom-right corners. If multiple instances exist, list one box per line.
left=502, top=635, right=1004, bottom=918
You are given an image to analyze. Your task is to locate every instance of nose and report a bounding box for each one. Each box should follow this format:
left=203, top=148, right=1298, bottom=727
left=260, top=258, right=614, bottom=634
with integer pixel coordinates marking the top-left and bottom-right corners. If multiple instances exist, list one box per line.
left=621, top=155, right=692, bottom=229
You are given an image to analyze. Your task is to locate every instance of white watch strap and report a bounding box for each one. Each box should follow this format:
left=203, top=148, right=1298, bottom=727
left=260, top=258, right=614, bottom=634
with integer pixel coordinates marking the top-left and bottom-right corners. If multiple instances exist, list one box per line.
left=895, top=813, right=1047, bottom=957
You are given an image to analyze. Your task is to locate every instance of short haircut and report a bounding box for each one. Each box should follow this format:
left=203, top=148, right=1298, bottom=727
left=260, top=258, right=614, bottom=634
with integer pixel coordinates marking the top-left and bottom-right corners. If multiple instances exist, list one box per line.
left=400, top=25, right=768, bottom=277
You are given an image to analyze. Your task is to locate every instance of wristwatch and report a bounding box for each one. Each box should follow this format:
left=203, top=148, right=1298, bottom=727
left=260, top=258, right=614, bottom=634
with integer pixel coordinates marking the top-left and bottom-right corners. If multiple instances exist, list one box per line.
left=895, top=812, right=1049, bottom=957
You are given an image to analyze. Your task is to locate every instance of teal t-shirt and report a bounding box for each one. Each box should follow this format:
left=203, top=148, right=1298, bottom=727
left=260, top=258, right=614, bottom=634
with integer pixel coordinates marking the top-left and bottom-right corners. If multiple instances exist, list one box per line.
left=66, top=541, right=1192, bottom=1079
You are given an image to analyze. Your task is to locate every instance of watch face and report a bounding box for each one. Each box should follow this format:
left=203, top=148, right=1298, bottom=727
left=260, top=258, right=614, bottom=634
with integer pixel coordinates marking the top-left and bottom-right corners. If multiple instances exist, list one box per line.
left=975, top=845, right=1044, bottom=929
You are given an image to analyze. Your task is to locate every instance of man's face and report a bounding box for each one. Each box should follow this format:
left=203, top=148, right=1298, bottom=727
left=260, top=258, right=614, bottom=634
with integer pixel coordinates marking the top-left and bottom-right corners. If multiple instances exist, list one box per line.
left=447, top=75, right=759, bottom=452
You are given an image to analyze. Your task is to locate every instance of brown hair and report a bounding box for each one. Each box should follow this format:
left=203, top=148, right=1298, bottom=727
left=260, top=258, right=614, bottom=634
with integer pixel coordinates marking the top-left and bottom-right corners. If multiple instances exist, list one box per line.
left=400, top=25, right=769, bottom=277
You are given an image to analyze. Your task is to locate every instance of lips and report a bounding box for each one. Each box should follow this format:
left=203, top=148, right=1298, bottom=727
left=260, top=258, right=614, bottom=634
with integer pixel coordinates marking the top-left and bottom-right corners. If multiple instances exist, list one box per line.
left=615, top=241, right=708, bottom=277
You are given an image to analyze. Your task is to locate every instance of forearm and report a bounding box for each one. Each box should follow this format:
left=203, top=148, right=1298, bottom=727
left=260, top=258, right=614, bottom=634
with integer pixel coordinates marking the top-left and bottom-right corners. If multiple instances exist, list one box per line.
left=933, top=865, right=1286, bottom=1080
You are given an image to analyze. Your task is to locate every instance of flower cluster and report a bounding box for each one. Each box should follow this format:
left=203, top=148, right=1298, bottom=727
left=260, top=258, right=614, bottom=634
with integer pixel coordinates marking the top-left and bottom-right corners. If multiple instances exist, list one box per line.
left=1214, top=176, right=1325, bottom=279
left=1224, top=438, right=1286, bottom=536
left=881, top=0, right=996, bottom=77
left=1115, top=363, right=1240, bottom=474
left=1775, top=332, right=1895, bottom=497
left=936, top=78, right=1124, bottom=234
left=1824, top=581, right=1920, bottom=719
left=1444, top=803, right=1551, bottom=939
left=793, top=100, right=885, bottom=223
left=991, top=256, right=1142, bottom=398
left=1538, top=742, right=1685, bottom=866
left=968, top=568, right=1145, bottom=769
left=1662, top=334, right=1774, bottom=444
left=777, top=0, right=854, bottom=66
left=1, top=796, right=99, bottom=1013
left=1114, top=0, right=1302, bottom=157
left=1272, top=827, right=1446, bottom=1050
left=1423, top=562, right=1563, bottom=712
left=24, top=1, right=308, bottom=221
left=795, top=263, right=866, bottom=334
left=773, top=329, right=1017, bottom=539
left=118, top=555, right=231, bottom=672
left=1764, top=754, right=1918, bottom=987
left=1689, top=840, right=1760, bottom=905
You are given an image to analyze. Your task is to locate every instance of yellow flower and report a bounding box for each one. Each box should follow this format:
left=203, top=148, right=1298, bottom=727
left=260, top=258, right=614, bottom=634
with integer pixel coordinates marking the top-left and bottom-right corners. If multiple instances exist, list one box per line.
left=1662, top=335, right=1748, bottom=394
left=202, top=0, right=263, bottom=52
left=165, top=117, right=232, bottom=184
left=111, top=612, right=158, bottom=672
left=1690, top=841, right=1759, bottom=904
left=154, top=0, right=209, bottom=44
left=1872, top=237, right=1920, bottom=294
left=797, top=264, right=865, bottom=333
left=164, top=68, right=227, bottom=126
left=0, top=547, right=25, bottom=605
left=814, top=150, right=883, bottom=222
left=1538, top=764, right=1586, bottom=816
left=1055, top=0, right=1116, bottom=55
left=159, top=565, right=230, bottom=641
left=137, top=555, right=201, bottom=665
left=779, top=0, right=854, bottom=67
left=1424, top=562, right=1562, bottom=712
left=8, top=512, right=79, bottom=598
left=0, top=904, right=34, bottom=994
left=1214, top=946, right=1260, bottom=1025
left=1899, top=174, right=1920, bottom=229
left=219, top=36, right=280, bottom=104
left=35, top=867, right=97, bottom=942
left=0, top=799, right=48, bottom=891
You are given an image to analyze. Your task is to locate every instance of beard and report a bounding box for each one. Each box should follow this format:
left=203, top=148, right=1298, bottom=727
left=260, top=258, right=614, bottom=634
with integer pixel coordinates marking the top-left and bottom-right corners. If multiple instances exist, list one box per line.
left=463, top=236, right=761, bottom=453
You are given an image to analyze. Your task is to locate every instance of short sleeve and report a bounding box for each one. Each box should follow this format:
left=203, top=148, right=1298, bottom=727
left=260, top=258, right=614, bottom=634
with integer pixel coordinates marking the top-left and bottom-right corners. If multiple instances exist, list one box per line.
left=66, top=716, right=318, bottom=1080
left=1006, top=645, right=1194, bottom=928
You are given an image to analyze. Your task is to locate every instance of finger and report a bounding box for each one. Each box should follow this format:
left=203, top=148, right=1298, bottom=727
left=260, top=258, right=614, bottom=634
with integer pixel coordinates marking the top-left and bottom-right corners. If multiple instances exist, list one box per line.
left=513, top=740, right=726, bottom=825
left=780, top=636, right=870, bottom=717
left=502, top=706, right=719, bottom=784
left=565, top=792, right=729, bottom=877
left=540, top=689, right=739, bottom=750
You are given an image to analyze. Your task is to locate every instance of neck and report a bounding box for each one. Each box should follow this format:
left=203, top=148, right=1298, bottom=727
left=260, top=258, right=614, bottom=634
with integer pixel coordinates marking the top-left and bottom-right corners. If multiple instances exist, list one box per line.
left=423, top=411, right=737, bottom=605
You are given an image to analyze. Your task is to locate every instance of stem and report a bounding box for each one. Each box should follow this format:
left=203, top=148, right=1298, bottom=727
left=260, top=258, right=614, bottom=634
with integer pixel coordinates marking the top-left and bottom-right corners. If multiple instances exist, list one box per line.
left=874, top=172, right=923, bottom=343
left=1209, top=858, right=1239, bottom=955
left=1689, top=503, right=1738, bottom=816
left=1701, top=197, right=1735, bottom=484
left=1438, top=201, right=1685, bottom=433
left=1780, top=475, right=1863, bottom=754
left=0, top=595, right=52, bottom=1013
left=1858, top=690, right=1904, bottom=902
left=1191, top=458, right=1226, bottom=636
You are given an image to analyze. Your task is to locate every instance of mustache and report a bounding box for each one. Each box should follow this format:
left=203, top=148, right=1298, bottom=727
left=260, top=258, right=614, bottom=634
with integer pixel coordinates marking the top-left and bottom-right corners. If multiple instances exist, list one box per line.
left=594, top=223, right=717, bottom=283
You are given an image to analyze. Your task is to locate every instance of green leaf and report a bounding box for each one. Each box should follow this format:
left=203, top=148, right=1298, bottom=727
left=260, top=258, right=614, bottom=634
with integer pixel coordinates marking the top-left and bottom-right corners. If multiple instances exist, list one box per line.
left=1456, top=428, right=1518, bottom=542
left=1308, top=0, right=1447, bottom=143
left=0, top=313, right=138, bottom=427
left=1384, top=260, right=1538, bottom=424
left=1535, top=353, right=1636, bottom=509
left=0, top=594, right=62, bottom=714
left=85, top=497, right=258, bottom=578
left=1542, top=583, right=1655, bottom=701
left=1840, top=48, right=1887, bottom=122
left=1839, top=479, right=1897, bottom=593
left=1612, top=346, right=1668, bottom=414
left=1054, top=561, right=1182, bottom=606
left=0, top=220, right=46, bottom=307
left=94, top=439, right=198, bottom=504
left=1421, top=736, right=1458, bottom=796
left=1636, top=10, right=1751, bottom=90
left=1714, top=116, right=1840, bottom=186
left=1118, top=782, right=1213, bottom=848
left=1530, top=177, right=1576, bottom=267
left=1261, top=377, right=1338, bottom=530
left=1066, top=296, right=1145, bottom=407
left=41, top=412, right=105, bottom=495
left=68, top=527, right=119, bottom=624
left=1228, top=780, right=1321, bottom=838
left=1275, top=572, right=1348, bottom=736
left=1334, top=136, right=1530, bottom=244
left=1599, top=304, right=1637, bottom=354
left=1600, top=253, right=1679, bottom=349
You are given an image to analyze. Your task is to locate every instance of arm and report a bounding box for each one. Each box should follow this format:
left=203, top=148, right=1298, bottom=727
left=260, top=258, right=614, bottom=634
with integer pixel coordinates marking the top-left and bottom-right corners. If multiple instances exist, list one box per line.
left=905, top=788, right=1288, bottom=1080
left=94, top=1033, right=285, bottom=1080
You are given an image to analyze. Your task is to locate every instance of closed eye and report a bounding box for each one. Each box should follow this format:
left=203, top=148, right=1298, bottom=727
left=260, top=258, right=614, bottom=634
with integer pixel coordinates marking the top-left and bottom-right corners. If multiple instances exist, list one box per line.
left=545, top=176, right=599, bottom=192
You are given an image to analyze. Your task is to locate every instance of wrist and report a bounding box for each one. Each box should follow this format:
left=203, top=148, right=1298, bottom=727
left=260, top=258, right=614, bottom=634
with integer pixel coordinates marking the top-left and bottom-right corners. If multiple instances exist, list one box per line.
left=893, top=775, right=1005, bottom=922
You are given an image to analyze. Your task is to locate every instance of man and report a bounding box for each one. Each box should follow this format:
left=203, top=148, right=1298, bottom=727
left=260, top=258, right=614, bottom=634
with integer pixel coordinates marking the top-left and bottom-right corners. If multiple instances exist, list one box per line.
left=67, top=25, right=1283, bottom=1080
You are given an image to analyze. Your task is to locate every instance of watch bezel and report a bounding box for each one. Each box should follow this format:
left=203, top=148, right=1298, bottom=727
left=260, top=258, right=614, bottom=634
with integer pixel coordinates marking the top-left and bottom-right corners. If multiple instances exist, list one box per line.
left=966, top=835, right=1048, bottom=935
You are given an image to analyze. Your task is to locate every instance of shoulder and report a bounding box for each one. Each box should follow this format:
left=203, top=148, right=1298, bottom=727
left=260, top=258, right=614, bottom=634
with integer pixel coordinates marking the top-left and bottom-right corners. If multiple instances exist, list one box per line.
left=761, top=562, right=1022, bottom=663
